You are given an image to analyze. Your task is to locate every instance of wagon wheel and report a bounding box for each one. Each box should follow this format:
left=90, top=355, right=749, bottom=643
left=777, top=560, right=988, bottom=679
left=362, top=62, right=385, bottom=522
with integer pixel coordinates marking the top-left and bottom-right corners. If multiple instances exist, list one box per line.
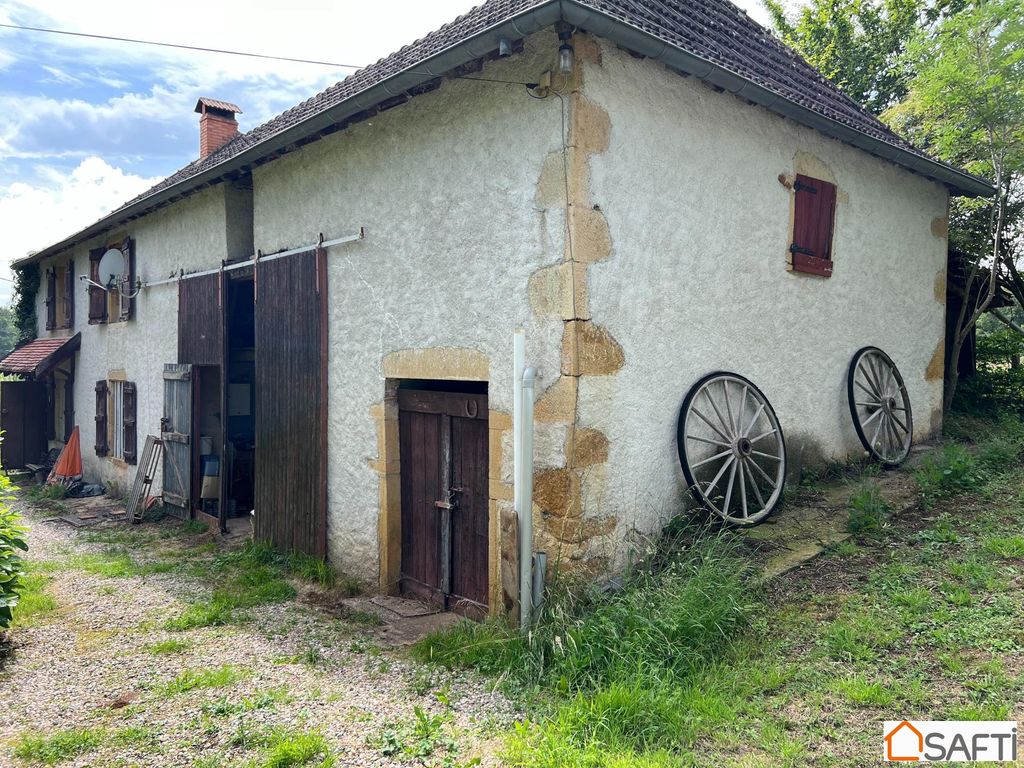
left=676, top=372, right=787, bottom=525
left=847, top=347, right=913, bottom=467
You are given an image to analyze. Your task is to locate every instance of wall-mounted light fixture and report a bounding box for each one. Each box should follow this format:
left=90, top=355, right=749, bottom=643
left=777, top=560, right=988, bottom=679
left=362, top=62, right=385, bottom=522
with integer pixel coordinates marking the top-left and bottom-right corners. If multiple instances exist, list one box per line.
left=556, top=22, right=575, bottom=75
left=558, top=41, right=574, bottom=74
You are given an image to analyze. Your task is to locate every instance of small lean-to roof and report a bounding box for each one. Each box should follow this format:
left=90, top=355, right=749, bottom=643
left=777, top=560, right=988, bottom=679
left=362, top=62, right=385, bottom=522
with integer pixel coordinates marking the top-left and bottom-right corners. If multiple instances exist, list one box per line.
left=15, top=0, right=994, bottom=268
left=195, top=97, right=243, bottom=114
left=0, top=334, right=81, bottom=379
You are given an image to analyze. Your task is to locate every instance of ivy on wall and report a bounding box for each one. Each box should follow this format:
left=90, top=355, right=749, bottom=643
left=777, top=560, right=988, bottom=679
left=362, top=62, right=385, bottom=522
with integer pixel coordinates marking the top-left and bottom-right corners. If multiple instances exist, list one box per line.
left=12, top=264, right=40, bottom=347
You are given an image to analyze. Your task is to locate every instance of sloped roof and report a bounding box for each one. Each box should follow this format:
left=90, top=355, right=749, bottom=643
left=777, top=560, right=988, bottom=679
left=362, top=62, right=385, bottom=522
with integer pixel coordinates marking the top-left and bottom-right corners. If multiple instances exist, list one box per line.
left=195, top=97, right=243, bottom=114
left=0, top=334, right=81, bottom=378
left=16, top=0, right=993, bottom=267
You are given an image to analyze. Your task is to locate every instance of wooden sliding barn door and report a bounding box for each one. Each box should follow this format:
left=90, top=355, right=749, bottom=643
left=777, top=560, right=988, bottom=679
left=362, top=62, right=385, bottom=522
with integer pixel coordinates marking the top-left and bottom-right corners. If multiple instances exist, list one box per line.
left=253, top=248, right=327, bottom=558
left=398, top=389, right=489, bottom=616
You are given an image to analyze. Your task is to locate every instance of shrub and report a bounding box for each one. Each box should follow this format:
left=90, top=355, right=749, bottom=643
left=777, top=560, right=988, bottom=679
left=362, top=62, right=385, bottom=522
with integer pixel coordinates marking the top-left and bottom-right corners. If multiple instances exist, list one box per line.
left=914, top=444, right=983, bottom=503
left=0, top=486, right=28, bottom=629
left=847, top=482, right=890, bottom=536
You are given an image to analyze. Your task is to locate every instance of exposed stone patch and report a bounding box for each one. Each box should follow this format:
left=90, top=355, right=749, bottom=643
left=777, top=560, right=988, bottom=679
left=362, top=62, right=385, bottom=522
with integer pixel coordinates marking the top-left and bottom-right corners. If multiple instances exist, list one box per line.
left=562, top=320, right=625, bottom=376
left=570, top=95, right=611, bottom=155
left=499, top=502, right=518, bottom=612
left=528, top=262, right=589, bottom=319
left=570, top=428, right=609, bottom=467
left=934, top=268, right=947, bottom=304
left=533, top=468, right=579, bottom=518
left=575, top=35, right=602, bottom=67
left=793, top=150, right=837, bottom=185
left=931, top=216, right=949, bottom=239
left=535, top=375, right=578, bottom=423
left=534, top=151, right=567, bottom=208
left=925, top=338, right=945, bottom=381
left=381, top=347, right=488, bottom=380
left=568, top=206, right=612, bottom=263
left=541, top=512, right=617, bottom=545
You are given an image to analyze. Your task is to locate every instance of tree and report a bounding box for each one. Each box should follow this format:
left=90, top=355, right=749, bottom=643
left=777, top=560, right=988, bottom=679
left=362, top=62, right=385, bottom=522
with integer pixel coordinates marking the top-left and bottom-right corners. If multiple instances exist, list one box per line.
left=763, top=0, right=925, bottom=114
left=883, top=0, right=1024, bottom=410
left=0, top=308, right=18, bottom=360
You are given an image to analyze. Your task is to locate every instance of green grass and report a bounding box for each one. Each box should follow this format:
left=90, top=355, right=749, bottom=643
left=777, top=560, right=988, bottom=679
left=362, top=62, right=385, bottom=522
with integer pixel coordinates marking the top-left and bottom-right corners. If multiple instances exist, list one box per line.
left=914, top=443, right=985, bottom=503
left=416, top=533, right=754, bottom=692
left=12, top=726, right=153, bottom=765
left=832, top=674, right=897, bottom=707
left=201, top=686, right=293, bottom=717
left=415, top=533, right=756, bottom=765
left=847, top=480, right=890, bottom=535
left=416, top=410, right=1024, bottom=766
left=23, top=483, right=69, bottom=502
left=262, top=730, right=333, bottom=767
left=162, top=665, right=248, bottom=695
left=13, top=728, right=105, bottom=764
left=145, top=638, right=192, bottom=655
left=983, top=534, right=1024, bottom=558
left=11, top=567, right=58, bottom=627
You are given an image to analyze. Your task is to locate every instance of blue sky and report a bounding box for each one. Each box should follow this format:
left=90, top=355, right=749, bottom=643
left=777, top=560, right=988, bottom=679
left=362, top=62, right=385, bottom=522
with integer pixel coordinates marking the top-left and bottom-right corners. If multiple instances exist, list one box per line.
left=0, top=0, right=775, bottom=303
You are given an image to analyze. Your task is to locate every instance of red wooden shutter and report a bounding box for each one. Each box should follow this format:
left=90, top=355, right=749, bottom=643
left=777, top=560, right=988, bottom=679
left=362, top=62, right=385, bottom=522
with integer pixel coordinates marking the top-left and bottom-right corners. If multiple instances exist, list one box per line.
left=63, top=259, right=75, bottom=328
left=88, top=248, right=107, bottom=324
left=45, top=268, right=56, bottom=330
left=790, top=174, right=837, bottom=277
left=123, top=381, right=137, bottom=464
left=94, top=380, right=108, bottom=456
left=120, top=238, right=136, bottom=321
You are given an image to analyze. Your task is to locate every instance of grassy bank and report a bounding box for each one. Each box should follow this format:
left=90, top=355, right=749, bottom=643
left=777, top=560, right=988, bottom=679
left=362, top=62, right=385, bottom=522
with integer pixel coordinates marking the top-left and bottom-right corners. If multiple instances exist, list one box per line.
left=415, top=411, right=1024, bottom=767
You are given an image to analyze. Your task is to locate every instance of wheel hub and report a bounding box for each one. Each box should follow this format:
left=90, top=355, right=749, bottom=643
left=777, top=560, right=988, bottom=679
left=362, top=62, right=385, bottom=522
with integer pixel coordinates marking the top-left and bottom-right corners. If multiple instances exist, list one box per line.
left=735, top=437, right=753, bottom=457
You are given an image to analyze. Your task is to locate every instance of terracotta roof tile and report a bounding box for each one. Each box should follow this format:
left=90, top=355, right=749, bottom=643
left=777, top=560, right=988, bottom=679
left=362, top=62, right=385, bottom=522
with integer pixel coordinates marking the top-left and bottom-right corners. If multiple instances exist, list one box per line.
left=24, top=0, right=991, bottom=264
left=0, top=335, right=80, bottom=377
left=195, top=97, right=243, bottom=114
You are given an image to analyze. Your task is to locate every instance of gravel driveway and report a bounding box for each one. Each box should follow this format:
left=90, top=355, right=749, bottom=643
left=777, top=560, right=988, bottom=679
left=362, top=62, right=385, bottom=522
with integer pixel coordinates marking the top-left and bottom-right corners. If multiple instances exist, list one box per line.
left=0, top=499, right=514, bottom=767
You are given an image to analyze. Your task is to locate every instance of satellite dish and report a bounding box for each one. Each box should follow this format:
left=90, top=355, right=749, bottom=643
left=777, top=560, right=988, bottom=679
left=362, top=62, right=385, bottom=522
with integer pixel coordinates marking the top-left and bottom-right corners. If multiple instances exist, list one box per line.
left=97, top=248, right=126, bottom=289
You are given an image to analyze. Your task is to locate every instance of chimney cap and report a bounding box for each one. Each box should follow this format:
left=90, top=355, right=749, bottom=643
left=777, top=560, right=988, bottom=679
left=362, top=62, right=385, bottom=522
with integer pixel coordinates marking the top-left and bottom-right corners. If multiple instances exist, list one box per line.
left=195, top=97, right=243, bottom=116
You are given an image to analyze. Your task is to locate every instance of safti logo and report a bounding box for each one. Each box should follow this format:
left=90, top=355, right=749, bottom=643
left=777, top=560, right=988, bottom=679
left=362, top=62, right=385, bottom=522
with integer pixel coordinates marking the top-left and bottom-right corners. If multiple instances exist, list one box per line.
left=884, top=720, right=1018, bottom=762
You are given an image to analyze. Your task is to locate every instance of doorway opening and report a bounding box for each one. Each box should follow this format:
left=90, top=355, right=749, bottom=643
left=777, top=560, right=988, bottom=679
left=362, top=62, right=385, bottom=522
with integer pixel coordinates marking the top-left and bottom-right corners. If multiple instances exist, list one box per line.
left=191, top=365, right=221, bottom=523
left=396, top=379, right=489, bottom=618
left=223, top=276, right=255, bottom=525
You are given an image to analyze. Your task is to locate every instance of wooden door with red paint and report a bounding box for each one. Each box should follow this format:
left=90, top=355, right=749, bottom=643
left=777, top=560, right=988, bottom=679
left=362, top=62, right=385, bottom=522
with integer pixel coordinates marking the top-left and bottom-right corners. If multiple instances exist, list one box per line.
left=398, top=388, right=488, bottom=616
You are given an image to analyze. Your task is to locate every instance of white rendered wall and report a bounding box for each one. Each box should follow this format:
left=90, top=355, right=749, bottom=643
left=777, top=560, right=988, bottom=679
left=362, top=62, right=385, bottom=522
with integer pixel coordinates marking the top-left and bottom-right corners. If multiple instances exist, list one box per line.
left=576, top=39, right=949, bottom=537
left=35, top=186, right=232, bottom=490
left=253, top=34, right=567, bottom=581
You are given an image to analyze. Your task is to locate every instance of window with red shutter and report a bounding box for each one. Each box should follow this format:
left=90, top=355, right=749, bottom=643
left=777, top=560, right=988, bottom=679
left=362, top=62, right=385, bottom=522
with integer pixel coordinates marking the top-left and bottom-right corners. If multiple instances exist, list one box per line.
left=789, top=174, right=837, bottom=277
left=123, top=381, right=137, bottom=464
left=88, top=248, right=108, bottom=324
left=119, top=238, right=136, bottom=322
left=62, top=259, right=74, bottom=328
left=95, top=380, right=108, bottom=456
left=45, top=268, right=57, bottom=330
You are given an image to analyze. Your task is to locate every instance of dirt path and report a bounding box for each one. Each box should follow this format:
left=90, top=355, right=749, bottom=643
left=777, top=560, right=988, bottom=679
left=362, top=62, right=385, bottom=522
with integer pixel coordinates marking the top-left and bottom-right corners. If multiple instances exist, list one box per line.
left=0, top=501, right=514, bottom=767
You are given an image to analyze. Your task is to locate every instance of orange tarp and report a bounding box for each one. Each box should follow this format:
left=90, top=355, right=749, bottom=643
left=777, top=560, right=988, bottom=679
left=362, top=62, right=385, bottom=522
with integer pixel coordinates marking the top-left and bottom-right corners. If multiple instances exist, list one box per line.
left=48, top=426, right=82, bottom=484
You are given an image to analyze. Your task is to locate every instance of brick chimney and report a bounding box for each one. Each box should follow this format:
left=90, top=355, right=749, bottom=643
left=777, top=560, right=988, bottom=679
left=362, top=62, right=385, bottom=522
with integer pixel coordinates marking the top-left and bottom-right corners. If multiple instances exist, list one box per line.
left=194, top=97, right=242, bottom=160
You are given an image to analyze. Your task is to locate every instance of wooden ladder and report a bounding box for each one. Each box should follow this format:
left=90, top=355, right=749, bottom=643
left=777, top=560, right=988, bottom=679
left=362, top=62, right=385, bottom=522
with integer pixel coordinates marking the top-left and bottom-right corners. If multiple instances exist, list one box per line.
left=125, top=436, right=162, bottom=524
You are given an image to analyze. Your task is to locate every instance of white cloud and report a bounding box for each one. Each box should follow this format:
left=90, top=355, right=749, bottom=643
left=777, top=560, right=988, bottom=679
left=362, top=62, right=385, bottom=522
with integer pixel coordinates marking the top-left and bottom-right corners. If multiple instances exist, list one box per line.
left=0, top=157, right=160, bottom=303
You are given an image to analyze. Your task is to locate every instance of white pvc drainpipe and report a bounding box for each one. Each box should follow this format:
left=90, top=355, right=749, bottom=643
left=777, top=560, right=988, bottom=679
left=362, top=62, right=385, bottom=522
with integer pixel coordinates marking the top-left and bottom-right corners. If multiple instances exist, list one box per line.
left=519, top=364, right=537, bottom=630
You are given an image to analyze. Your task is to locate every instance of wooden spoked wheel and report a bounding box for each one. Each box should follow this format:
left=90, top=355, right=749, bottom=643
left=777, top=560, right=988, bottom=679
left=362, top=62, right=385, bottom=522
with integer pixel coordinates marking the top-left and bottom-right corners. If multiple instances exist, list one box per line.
left=676, top=372, right=787, bottom=525
left=847, top=347, right=913, bottom=467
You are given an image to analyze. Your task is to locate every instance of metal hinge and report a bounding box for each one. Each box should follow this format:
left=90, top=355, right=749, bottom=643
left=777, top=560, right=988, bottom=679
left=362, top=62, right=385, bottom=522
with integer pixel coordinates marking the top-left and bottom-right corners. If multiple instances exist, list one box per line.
left=794, top=180, right=818, bottom=194
left=789, top=244, right=817, bottom=256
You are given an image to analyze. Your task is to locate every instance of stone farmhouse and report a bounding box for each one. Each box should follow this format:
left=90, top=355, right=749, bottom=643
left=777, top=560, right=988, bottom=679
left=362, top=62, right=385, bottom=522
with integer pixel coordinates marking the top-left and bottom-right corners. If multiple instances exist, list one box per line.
left=2, top=0, right=993, bottom=617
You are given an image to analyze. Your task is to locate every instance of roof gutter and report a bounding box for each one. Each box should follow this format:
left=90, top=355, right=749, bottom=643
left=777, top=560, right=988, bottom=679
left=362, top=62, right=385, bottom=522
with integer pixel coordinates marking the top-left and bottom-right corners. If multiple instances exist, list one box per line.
left=560, top=0, right=994, bottom=199
left=15, top=0, right=993, bottom=268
